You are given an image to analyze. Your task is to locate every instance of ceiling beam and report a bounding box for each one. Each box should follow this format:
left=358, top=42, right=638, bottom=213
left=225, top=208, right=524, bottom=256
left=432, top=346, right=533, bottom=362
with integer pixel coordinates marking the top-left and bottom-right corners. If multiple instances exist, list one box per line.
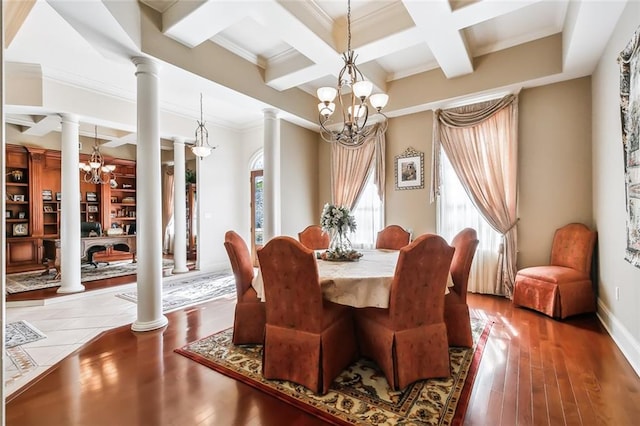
left=402, top=0, right=473, bottom=78
left=22, top=114, right=61, bottom=136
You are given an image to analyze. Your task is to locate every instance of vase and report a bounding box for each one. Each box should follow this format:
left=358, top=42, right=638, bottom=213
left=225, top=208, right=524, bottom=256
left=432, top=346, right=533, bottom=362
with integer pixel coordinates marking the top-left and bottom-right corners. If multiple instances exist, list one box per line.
left=329, top=229, right=352, bottom=254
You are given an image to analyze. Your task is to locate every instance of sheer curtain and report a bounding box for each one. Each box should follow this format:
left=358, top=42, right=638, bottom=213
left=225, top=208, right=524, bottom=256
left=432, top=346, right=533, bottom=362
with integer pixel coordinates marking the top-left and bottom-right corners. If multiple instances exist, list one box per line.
left=331, top=124, right=386, bottom=248
left=162, top=165, right=175, bottom=254
left=437, top=150, right=501, bottom=294
left=431, top=94, right=519, bottom=297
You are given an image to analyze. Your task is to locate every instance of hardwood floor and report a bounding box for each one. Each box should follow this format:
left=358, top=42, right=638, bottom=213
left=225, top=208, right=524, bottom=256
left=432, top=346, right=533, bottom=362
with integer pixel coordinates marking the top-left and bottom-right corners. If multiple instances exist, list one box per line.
left=6, top=293, right=640, bottom=425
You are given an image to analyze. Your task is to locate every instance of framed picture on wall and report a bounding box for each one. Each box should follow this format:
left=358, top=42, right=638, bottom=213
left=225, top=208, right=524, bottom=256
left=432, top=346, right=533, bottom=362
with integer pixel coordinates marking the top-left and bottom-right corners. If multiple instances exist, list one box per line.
left=42, top=189, right=53, bottom=201
left=394, top=147, right=424, bottom=190
left=619, top=25, right=640, bottom=268
left=86, top=192, right=97, bottom=202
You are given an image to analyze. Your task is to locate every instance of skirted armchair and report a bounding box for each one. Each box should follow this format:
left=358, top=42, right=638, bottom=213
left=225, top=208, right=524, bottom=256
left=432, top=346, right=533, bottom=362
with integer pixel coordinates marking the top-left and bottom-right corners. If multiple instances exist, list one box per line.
left=512, top=223, right=597, bottom=319
left=355, top=233, right=454, bottom=390
left=257, top=236, right=359, bottom=395
left=224, top=230, right=266, bottom=345
left=445, top=228, right=479, bottom=348
left=375, top=225, right=411, bottom=250
left=298, top=225, right=330, bottom=250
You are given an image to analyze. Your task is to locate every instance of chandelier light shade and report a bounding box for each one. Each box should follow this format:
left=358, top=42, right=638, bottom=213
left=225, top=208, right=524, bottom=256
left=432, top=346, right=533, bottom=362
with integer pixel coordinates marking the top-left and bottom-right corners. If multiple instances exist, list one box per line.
left=79, top=125, right=116, bottom=184
left=317, top=0, right=389, bottom=148
left=192, top=93, right=217, bottom=158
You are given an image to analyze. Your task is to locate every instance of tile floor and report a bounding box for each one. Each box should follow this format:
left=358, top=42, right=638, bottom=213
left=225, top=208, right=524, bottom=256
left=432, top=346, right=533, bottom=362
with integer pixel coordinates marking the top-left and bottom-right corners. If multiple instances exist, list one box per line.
left=5, top=282, right=141, bottom=396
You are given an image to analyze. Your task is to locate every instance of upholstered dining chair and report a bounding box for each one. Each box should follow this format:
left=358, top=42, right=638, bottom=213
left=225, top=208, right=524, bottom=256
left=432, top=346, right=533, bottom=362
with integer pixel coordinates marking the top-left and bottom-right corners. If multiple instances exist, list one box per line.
left=375, top=225, right=411, bottom=250
left=355, top=233, right=454, bottom=390
left=257, top=236, right=358, bottom=395
left=224, top=230, right=266, bottom=345
left=298, top=225, right=330, bottom=250
left=512, top=223, right=597, bottom=319
left=445, top=228, right=479, bottom=347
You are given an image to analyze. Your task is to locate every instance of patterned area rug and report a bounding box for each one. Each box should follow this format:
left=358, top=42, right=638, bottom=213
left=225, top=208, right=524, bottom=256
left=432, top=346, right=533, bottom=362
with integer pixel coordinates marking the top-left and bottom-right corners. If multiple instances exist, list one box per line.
left=5, top=320, right=47, bottom=349
left=176, top=317, right=492, bottom=425
left=116, top=272, right=236, bottom=312
left=6, top=260, right=174, bottom=294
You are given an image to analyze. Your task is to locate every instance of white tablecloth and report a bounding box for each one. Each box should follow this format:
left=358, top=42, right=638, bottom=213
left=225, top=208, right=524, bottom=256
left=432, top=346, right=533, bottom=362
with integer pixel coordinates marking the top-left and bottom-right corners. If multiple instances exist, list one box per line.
left=252, top=249, right=453, bottom=309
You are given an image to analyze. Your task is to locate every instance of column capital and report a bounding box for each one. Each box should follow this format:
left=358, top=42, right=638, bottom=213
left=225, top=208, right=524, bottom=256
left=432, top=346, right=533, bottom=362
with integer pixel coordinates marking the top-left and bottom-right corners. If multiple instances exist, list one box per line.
left=59, top=113, right=78, bottom=124
left=263, top=108, right=279, bottom=119
left=172, top=136, right=186, bottom=146
left=132, top=56, right=160, bottom=76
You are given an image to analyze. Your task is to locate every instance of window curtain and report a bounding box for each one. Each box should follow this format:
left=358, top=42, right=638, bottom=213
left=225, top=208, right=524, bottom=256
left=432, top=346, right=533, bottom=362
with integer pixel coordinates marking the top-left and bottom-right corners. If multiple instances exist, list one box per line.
left=431, top=94, right=519, bottom=297
left=438, top=150, right=501, bottom=294
left=162, top=165, right=175, bottom=254
left=331, top=123, right=386, bottom=209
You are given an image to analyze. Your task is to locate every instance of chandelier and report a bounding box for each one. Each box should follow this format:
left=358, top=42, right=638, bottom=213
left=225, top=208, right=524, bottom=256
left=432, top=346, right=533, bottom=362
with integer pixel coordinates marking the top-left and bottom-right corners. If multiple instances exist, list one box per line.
left=192, top=93, right=217, bottom=158
left=316, top=0, right=389, bottom=148
left=79, top=125, right=116, bottom=184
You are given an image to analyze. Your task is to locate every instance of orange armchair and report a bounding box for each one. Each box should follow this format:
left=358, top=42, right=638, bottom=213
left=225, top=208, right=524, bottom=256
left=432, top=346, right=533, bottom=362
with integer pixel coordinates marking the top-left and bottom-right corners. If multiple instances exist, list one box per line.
left=355, top=234, right=454, bottom=390
left=257, top=236, right=358, bottom=394
left=375, top=225, right=411, bottom=250
left=298, top=225, right=329, bottom=250
left=445, top=228, right=479, bottom=347
left=513, top=223, right=597, bottom=319
left=224, top=231, right=266, bottom=345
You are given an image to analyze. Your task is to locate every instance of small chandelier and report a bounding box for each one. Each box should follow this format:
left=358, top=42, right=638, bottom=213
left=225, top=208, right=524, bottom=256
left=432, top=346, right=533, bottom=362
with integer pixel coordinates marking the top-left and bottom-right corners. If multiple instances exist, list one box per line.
left=79, top=125, right=116, bottom=184
left=317, top=0, right=389, bottom=148
left=192, top=93, right=217, bottom=158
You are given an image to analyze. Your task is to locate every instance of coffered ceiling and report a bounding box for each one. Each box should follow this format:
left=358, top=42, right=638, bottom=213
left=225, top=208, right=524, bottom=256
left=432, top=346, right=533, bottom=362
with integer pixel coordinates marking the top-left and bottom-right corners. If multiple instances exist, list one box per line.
left=4, top=0, right=627, bottom=145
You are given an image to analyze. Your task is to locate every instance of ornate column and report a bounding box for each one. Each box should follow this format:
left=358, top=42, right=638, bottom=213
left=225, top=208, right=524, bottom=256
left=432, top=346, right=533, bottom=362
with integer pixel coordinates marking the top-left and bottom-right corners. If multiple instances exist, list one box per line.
left=262, top=108, right=280, bottom=241
left=172, top=137, right=189, bottom=273
left=131, top=56, right=168, bottom=332
left=58, top=113, right=84, bottom=293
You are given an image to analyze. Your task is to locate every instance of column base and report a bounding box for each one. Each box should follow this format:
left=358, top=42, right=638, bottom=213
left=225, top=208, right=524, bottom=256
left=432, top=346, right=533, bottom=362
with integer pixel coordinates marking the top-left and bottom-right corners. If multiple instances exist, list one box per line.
left=131, top=316, right=169, bottom=332
left=172, top=266, right=190, bottom=274
left=57, top=284, right=85, bottom=294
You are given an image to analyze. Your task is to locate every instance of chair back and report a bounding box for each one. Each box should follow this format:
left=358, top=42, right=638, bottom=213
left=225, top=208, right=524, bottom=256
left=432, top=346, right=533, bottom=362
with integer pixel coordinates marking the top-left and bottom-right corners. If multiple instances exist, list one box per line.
left=376, top=225, right=411, bottom=250
left=257, top=236, right=324, bottom=333
left=224, top=231, right=254, bottom=297
left=298, top=225, right=330, bottom=250
left=389, top=234, right=454, bottom=328
left=81, top=222, right=102, bottom=237
left=550, top=223, right=597, bottom=274
left=450, top=228, right=479, bottom=302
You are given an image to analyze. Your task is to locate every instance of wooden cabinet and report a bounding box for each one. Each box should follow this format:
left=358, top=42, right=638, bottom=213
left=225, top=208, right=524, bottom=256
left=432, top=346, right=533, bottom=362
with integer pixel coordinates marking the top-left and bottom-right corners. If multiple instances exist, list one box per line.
left=5, top=144, right=138, bottom=272
left=187, top=183, right=197, bottom=259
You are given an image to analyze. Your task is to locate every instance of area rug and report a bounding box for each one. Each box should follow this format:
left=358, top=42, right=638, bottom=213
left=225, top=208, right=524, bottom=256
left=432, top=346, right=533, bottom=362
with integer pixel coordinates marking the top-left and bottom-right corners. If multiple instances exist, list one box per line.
left=175, top=317, right=492, bottom=425
left=116, top=272, right=236, bottom=312
left=5, top=259, right=174, bottom=294
left=5, top=320, right=47, bottom=349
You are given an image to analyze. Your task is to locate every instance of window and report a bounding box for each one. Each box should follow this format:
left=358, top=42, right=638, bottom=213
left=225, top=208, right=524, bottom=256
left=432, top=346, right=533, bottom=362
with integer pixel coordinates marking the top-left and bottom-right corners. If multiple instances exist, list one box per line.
left=437, top=149, right=501, bottom=294
left=351, top=171, right=383, bottom=249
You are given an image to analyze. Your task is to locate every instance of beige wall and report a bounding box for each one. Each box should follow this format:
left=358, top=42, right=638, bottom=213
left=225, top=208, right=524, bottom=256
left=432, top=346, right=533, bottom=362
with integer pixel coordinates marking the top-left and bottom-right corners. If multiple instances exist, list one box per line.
left=517, top=78, right=593, bottom=267
left=321, top=78, right=593, bottom=268
left=384, top=111, right=436, bottom=238
left=591, top=1, right=640, bottom=374
left=280, top=120, right=320, bottom=237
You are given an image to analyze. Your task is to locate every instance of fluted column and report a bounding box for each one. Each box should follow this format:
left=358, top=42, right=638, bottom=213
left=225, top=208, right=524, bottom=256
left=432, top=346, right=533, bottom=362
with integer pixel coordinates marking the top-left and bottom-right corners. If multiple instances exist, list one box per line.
left=172, top=137, right=188, bottom=273
left=131, top=56, right=168, bottom=332
left=58, top=113, right=84, bottom=293
left=262, top=108, right=280, bottom=241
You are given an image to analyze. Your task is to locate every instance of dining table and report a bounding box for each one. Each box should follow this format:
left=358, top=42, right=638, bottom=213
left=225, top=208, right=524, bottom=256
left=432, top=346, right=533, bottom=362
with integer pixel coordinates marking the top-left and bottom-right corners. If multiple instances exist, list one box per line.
left=252, top=248, right=453, bottom=309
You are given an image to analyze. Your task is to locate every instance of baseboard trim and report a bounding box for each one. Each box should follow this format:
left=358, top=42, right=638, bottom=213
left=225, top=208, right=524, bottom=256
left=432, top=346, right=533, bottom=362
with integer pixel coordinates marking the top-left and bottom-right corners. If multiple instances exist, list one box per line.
left=596, top=298, right=640, bottom=378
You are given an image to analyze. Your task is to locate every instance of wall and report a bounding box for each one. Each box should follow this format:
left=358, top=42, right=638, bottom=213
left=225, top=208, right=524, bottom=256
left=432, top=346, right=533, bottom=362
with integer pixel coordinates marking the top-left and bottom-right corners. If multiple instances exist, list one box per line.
left=279, top=120, right=319, bottom=237
left=517, top=78, right=593, bottom=267
left=591, top=1, right=640, bottom=375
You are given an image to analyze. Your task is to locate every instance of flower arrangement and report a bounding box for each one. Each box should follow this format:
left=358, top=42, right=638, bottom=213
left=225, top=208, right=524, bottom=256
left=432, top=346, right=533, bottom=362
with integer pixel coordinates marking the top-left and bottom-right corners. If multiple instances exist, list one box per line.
left=320, top=203, right=357, bottom=235
left=320, top=203, right=362, bottom=261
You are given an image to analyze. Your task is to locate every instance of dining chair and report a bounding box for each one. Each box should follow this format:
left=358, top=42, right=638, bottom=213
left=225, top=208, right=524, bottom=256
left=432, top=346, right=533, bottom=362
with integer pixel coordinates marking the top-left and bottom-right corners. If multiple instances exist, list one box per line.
left=445, top=228, right=479, bottom=347
left=298, top=225, right=330, bottom=250
left=224, top=230, right=266, bottom=345
left=513, top=223, right=597, bottom=319
left=355, top=233, right=454, bottom=390
left=257, top=236, right=358, bottom=395
left=375, top=225, right=411, bottom=250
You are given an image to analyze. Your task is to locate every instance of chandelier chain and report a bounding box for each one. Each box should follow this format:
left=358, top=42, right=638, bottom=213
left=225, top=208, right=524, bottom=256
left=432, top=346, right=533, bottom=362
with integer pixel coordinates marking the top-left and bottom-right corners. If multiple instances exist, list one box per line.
left=347, top=0, right=351, bottom=52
